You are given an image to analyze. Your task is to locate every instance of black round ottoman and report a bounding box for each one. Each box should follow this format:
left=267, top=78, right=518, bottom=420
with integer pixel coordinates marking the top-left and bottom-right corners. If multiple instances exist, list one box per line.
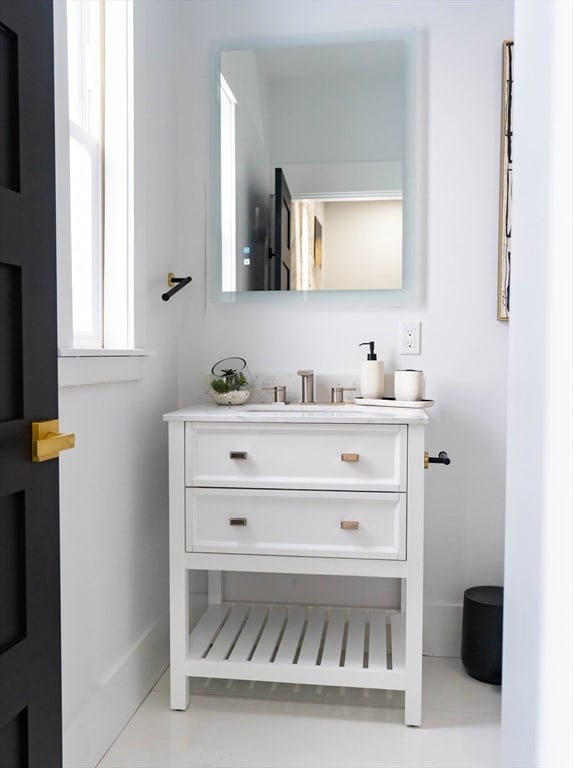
left=461, top=586, right=503, bottom=684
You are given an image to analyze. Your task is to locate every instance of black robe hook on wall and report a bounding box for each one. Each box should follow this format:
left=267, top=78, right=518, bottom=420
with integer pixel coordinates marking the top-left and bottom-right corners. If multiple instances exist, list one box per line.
left=162, top=272, right=192, bottom=301
left=424, top=451, right=451, bottom=469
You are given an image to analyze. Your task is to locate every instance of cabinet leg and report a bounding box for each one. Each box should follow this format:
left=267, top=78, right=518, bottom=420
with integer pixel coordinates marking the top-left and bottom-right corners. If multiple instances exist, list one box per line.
left=403, top=569, right=423, bottom=725
left=170, top=671, right=190, bottom=711
left=404, top=683, right=422, bottom=726
left=169, top=560, right=190, bottom=710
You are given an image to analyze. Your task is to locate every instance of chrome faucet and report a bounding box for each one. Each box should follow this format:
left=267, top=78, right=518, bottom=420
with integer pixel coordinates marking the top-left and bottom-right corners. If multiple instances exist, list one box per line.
left=297, top=370, right=315, bottom=404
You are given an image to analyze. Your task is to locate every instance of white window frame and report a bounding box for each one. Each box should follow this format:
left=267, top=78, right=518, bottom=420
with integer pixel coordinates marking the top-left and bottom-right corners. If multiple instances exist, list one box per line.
left=55, top=0, right=137, bottom=357
left=68, top=120, right=103, bottom=346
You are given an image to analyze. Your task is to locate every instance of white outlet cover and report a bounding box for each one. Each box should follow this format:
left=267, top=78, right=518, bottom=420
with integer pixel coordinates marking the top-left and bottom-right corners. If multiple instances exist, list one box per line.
left=400, top=321, right=421, bottom=354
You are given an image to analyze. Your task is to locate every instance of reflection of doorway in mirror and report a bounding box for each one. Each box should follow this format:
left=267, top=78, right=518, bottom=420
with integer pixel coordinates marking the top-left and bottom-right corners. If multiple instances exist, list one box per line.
left=314, top=218, right=323, bottom=269
left=291, top=201, right=316, bottom=290
left=291, top=198, right=402, bottom=291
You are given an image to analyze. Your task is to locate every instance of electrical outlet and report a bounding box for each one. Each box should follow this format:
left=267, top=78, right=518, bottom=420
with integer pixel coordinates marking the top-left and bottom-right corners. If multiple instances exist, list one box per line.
left=400, top=321, right=421, bottom=354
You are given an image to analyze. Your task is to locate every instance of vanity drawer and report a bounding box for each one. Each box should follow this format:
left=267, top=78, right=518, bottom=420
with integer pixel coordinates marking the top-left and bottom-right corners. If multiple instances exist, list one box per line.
left=185, top=422, right=407, bottom=492
left=185, top=487, right=406, bottom=560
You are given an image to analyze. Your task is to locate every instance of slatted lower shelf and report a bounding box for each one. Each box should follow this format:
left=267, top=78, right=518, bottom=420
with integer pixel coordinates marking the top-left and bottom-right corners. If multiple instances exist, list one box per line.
left=185, top=602, right=406, bottom=691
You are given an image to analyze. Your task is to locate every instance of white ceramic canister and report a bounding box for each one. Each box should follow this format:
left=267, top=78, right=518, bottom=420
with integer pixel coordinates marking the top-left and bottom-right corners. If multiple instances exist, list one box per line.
left=394, top=369, right=424, bottom=401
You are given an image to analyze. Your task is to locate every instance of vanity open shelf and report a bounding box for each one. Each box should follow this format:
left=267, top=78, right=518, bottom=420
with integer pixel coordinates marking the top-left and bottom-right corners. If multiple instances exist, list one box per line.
left=186, top=602, right=406, bottom=690
left=164, top=403, right=428, bottom=726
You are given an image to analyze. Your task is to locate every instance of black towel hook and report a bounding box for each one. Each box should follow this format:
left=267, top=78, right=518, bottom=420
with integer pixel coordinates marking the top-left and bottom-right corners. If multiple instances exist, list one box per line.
left=162, top=272, right=192, bottom=301
left=424, top=451, right=451, bottom=469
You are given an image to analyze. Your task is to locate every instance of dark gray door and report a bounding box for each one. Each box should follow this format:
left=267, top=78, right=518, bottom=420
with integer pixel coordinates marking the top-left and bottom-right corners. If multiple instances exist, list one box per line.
left=0, top=0, right=62, bottom=765
left=273, top=167, right=291, bottom=290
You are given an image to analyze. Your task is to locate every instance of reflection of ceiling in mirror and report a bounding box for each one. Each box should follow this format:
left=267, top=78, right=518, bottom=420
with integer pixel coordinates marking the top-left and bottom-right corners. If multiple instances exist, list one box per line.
left=252, top=40, right=405, bottom=78
left=221, top=41, right=406, bottom=169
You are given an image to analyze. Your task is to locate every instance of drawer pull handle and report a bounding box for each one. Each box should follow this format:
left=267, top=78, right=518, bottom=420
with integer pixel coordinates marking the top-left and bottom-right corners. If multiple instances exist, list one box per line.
left=341, top=453, right=359, bottom=462
left=229, top=451, right=248, bottom=460
left=340, top=520, right=359, bottom=530
left=229, top=517, right=247, bottom=526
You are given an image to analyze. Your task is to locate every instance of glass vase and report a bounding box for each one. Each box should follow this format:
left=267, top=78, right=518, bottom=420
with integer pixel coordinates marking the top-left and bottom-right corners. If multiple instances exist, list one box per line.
left=209, top=357, right=252, bottom=405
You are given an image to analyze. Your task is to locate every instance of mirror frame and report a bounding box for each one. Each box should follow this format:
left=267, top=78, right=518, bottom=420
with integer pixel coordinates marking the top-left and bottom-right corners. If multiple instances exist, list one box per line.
left=209, top=28, right=426, bottom=305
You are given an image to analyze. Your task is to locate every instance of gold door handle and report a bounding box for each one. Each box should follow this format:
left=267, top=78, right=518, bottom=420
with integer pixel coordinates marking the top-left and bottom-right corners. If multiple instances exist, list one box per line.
left=340, top=520, right=359, bottom=530
left=341, top=453, right=359, bottom=462
left=32, top=420, right=75, bottom=463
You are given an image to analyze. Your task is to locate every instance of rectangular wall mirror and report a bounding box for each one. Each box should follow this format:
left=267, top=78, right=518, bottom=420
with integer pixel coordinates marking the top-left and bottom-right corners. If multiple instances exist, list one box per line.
left=211, top=29, right=424, bottom=303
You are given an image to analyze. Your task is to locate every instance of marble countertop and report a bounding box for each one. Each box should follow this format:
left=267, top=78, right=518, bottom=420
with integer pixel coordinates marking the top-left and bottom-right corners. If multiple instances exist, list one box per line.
left=163, top=402, right=429, bottom=424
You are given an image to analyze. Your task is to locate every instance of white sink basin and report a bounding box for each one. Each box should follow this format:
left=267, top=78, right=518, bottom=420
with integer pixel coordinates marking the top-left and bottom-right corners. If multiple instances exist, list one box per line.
left=242, top=403, right=363, bottom=413
left=236, top=402, right=407, bottom=421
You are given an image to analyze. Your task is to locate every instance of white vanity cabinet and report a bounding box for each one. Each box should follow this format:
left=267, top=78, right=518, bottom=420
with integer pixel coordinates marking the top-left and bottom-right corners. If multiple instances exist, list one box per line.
left=164, top=404, right=428, bottom=726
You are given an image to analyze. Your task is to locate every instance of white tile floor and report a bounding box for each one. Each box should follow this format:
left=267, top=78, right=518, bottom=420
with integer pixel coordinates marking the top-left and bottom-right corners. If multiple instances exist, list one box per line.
left=97, top=657, right=501, bottom=768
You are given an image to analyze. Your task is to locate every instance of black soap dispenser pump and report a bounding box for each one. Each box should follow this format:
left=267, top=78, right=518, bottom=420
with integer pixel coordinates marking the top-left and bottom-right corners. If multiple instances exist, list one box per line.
left=359, top=341, right=384, bottom=399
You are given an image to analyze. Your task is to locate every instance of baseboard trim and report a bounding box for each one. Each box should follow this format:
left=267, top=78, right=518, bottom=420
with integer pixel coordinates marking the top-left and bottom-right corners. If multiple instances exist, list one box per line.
left=63, top=617, right=169, bottom=768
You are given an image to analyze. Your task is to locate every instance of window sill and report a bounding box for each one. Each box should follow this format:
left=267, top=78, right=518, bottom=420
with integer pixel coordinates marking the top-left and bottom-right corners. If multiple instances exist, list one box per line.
left=58, top=349, right=155, bottom=387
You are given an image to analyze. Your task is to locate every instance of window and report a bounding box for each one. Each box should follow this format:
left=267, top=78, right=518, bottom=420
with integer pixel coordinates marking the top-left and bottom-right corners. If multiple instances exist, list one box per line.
left=61, top=0, right=134, bottom=350
left=66, top=0, right=102, bottom=346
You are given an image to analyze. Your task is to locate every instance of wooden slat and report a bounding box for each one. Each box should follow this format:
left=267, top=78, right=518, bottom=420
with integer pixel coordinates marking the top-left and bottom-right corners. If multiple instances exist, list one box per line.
left=296, top=607, right=326, bottom=666
left=227, top=604, right=268, bottom=662
left=188, top=604, right=230, bottom=659
left=367, top=611, right=388, bottom=671
left=205, top=604, right=249, bottom=661
left=187, top=656, right=405, bottom=690
left=250, top=605, right=288, bottom=663
left=344, top=609, right=366, bottom=669
left=320, top=608, right=347, bottom=668
left=274, top=606, right=307, bottom=664
left=390, top=612, right=406, bottom=671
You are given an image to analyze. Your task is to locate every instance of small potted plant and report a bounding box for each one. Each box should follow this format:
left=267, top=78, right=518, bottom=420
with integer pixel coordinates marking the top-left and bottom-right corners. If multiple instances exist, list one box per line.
left=209, top=357, right=252, bottom=405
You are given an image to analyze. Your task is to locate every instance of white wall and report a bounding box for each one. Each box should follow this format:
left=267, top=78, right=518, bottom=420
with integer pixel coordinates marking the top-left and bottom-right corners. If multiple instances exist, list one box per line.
left=175, top=0, right=514, bottom=655
left=58, top=3, right=180, bottom=766
left=502, top=1, right=573, bottom=766
left=322, top=200, right=402, bottom=290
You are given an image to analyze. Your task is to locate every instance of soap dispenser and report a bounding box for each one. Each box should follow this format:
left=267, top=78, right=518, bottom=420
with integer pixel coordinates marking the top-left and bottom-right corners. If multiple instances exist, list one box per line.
left=359, top=341, right=384, bottom=399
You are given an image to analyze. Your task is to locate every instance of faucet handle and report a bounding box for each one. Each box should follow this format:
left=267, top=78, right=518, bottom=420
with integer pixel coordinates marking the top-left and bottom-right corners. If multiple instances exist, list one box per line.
left=331, top=386, right=356, bottom=404
left=263, top=385, right=287, bottom=403
left=297, top=369, right=314, bottom=377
